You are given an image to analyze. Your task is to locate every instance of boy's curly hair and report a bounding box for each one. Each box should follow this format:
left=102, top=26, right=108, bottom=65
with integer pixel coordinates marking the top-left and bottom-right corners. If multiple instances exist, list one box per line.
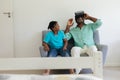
left=48, top=21, right=57, bottom=30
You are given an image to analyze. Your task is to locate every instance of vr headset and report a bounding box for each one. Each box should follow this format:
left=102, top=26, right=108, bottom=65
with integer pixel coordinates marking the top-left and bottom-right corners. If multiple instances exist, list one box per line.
left=75, top=11, right=84, bottom=18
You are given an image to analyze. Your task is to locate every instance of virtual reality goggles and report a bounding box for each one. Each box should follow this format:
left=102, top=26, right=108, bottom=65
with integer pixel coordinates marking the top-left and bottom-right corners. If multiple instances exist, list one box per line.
left=75, top=11, right=84, bottom=18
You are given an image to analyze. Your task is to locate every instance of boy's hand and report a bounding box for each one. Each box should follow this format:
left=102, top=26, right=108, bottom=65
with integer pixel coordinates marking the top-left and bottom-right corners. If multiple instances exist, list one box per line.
left=44, top=45, right=50, bottom=51
left=63, top=46, right=67, bottom=50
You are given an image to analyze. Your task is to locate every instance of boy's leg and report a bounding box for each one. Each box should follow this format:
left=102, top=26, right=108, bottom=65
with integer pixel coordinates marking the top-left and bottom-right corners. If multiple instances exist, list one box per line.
left=48, top=48, right=58, bottom=57
left=59, top=48, right=75, bottom=74
left=59, top=48, right=70, bottom=57
left=44, top=49, right=58, bottom=75
left=43, top=69, right=50, bottom=75
left=69, top=69, right=75, bottom=74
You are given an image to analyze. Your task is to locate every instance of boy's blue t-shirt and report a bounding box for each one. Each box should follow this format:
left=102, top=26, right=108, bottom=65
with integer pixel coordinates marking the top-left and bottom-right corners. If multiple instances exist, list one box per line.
left=43, top=30, right=66, bottom=49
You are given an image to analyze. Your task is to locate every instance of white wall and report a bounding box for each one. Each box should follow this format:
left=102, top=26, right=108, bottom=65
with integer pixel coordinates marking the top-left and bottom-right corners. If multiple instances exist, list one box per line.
left=13, top=0, right=120, bottom=66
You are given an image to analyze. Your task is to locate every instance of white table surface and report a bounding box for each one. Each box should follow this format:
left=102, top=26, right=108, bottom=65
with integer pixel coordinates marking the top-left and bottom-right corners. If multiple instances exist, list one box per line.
left=0, top=74, right=102, bottom=80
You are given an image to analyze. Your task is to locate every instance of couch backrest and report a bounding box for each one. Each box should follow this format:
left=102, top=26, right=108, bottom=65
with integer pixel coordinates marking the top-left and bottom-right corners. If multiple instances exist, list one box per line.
left=93, top=30, right=100, bottom=44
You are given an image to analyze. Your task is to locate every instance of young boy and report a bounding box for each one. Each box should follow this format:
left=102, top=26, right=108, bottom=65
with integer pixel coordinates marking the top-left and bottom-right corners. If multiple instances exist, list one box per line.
left=42, top=21, right=74, bottom=74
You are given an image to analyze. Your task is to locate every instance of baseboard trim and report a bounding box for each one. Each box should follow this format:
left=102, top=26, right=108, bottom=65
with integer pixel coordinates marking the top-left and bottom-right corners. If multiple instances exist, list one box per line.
left=104, top=63, right=120, bottom=67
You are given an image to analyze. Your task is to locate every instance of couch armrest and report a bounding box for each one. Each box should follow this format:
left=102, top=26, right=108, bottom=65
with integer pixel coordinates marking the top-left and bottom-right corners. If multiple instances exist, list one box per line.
left=39, top=46, right=48, bottom=57
left=96, top=44, right=108, bottom=65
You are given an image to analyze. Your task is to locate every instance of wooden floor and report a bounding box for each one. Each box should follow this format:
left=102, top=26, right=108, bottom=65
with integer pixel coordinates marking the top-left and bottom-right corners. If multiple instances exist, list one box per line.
left=103, top=66, right=120, bottom=80
left=0, top=66, right=120, bottom=80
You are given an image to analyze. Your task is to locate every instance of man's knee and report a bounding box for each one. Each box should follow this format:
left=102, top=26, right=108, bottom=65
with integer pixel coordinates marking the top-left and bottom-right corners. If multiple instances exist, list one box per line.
left=71, top=47, right=81, bottom=57
left=71, top=47, right=81, bottom=52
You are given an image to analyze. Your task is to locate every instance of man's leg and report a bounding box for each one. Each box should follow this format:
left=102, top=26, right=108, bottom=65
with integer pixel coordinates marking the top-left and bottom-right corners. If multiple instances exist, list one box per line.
left=71, top=47, right=83, bottom=74
left=87, top=45, right=98, bottom=56
left=71, top=47, right=81, bottom=57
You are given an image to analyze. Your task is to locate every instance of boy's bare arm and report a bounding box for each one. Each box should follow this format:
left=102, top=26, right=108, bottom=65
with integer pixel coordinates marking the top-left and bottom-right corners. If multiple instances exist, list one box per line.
left=42, top=42, right=50, bottom=51
left=63, top=39, right=68, bottom=50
